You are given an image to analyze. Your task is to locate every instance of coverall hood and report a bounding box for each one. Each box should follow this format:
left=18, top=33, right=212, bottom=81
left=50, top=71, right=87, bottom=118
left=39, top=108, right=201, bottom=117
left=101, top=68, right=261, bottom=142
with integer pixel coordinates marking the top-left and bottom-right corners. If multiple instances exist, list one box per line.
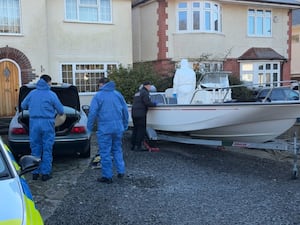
left=36, top=78, right=50, bottom=91
left=180, top=59, right=189, bottom=70
left=100, top=81, right=115, bottom=91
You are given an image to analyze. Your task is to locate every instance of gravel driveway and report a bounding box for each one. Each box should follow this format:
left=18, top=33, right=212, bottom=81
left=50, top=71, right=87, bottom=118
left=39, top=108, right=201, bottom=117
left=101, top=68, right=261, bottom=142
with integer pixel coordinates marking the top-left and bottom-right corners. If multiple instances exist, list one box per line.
left=43, top=132, right=300, bottom=225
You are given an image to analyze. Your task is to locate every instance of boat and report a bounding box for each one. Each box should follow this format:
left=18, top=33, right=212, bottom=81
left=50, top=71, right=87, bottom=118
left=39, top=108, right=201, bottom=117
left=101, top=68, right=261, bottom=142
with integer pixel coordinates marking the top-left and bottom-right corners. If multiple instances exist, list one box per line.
left=128, top=72, right=300, bottom=143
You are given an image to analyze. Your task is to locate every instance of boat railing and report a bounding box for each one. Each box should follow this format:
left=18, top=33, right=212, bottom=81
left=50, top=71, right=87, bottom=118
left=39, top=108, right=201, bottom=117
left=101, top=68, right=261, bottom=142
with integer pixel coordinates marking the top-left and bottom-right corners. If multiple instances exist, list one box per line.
left=191, top=79, right=300, bottom=104
left=149, top=79, right=300, bottom=105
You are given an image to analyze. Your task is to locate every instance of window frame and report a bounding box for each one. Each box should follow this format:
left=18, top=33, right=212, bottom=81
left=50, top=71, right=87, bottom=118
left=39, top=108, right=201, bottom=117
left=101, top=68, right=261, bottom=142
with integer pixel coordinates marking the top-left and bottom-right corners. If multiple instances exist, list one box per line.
left=176, top=1, right=222, bottom=33
left=60, top=62, right=118, bottom=95
left=0, top=0, right=22, bottom=35
left=247, top=8, right=272, bottom=37
left=65, top=0, right=112, bottom=24
left=240, top=61, right=281, bottom=87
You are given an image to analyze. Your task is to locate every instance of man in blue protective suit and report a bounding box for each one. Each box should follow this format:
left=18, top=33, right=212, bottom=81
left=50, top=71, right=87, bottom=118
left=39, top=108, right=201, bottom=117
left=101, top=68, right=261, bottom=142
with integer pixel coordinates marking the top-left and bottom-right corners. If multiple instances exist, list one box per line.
left=87, top=78, right=129, bottom=184
left=21, top=74, right=64, bottom=181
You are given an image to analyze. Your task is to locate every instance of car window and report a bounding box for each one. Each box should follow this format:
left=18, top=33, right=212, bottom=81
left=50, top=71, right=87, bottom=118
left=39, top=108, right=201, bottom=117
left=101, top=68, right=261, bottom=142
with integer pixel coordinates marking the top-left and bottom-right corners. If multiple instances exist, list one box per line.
left=257, top=88, right=299, bottom=101
left=284, top=89, right=299, bottom=100
left=257, top=89, right=268, bottom=98
left=270, top=89, right=285, bottom=100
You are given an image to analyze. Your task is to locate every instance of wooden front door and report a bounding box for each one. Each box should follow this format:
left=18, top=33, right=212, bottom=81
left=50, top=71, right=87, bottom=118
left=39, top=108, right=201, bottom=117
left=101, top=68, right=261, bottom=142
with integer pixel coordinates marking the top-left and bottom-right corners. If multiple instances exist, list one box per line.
left=0, top=61, right=20, bottom=117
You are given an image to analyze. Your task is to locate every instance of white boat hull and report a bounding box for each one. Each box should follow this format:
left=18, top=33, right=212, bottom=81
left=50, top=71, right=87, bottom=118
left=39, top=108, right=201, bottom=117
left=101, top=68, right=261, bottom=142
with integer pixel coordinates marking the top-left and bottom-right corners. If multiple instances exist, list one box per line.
left=129, top=102, right=300, bottom=143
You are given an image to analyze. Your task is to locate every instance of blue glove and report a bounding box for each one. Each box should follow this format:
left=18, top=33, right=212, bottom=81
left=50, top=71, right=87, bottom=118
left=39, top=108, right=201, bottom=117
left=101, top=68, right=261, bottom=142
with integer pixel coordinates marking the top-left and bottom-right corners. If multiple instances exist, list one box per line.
left=173, top=93, right=177, bottom=98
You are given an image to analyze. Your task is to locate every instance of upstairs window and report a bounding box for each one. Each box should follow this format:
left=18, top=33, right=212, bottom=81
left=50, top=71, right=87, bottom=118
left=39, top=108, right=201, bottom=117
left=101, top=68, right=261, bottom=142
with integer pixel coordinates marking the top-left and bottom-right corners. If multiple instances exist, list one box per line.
left=0, top=0, right=20, bottom=34
left=65, top=0, right=112, bottom=23
left=177, top=1, right=221, bottom=33
left=248, top=9, right=272, bottom=37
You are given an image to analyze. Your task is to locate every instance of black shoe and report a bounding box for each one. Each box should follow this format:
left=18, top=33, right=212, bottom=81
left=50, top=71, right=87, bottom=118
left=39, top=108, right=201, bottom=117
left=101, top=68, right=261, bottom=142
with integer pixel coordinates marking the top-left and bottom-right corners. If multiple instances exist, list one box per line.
left=32, top=174, right=39, bottom=180
left=41, top=174, right=52, bottom=181
left=117, top=173, right=124, bottom=178
left=97, top=177, right=113, bottom=184
left=130, top=145, right=135, bottom=150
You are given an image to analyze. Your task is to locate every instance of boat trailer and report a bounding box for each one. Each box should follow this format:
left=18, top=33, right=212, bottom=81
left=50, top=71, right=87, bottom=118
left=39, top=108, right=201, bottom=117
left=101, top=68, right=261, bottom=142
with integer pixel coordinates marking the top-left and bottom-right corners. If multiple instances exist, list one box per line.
left=145, top=127, right=300, bottom=179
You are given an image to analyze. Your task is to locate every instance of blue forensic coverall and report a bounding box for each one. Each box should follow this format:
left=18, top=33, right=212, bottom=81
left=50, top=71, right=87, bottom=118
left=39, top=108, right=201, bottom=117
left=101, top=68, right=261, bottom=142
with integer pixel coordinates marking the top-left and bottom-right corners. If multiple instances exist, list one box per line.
left=87, top=81, right=129, bottom=179
left=21, top=79, right=64, bottom=175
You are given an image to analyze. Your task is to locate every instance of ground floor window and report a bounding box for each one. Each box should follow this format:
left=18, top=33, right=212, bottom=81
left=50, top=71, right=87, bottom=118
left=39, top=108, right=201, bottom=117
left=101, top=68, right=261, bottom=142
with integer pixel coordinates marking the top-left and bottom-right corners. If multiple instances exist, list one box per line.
left=61, top=63, right=117, bottom=94
left=240, top=61, right=281, bottom=88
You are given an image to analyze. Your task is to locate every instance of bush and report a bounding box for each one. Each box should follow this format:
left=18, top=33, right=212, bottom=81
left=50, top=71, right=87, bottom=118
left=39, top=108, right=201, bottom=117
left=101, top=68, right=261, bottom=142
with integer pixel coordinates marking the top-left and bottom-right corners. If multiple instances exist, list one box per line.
left=229, top=75, right=256, bottom=101
left=108, top=63, right=173, bottom=103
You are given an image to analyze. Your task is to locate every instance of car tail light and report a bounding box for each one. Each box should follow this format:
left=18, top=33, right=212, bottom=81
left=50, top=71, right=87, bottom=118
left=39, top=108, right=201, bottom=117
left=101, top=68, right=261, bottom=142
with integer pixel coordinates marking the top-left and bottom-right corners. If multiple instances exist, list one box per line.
left=71, top=126, right=86, bottom=134
left=11, top=128, right=27, bottom=135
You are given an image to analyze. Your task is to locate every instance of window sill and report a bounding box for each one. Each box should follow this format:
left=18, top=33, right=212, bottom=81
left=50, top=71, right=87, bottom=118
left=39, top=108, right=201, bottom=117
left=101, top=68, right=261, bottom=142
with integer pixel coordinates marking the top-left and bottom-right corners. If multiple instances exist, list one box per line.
left=63, top=20, right=113, bottom=25
left=0, top=33, right=24, bottom=37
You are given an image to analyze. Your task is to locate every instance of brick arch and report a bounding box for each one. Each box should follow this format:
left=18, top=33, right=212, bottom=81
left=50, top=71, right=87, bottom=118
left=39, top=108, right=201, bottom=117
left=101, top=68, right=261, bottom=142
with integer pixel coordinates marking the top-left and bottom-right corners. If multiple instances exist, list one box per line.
left=0, top=46, right=36, bottom=84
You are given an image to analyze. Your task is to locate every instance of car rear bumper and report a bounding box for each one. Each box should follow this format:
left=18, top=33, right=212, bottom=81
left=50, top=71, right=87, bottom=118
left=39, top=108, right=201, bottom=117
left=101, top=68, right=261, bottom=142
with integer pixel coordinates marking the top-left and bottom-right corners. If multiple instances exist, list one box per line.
left=8, top=137, right=90, bottom=158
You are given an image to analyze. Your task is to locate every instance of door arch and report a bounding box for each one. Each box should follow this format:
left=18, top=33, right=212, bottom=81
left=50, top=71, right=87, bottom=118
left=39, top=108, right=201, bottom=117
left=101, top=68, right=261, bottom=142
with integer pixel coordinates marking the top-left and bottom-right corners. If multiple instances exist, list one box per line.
left=0, top=60, right=21, bottom=117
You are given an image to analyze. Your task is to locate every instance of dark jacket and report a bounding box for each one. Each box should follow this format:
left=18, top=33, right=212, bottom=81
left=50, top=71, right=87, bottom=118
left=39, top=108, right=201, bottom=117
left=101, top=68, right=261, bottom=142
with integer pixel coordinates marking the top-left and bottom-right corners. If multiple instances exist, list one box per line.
left=132, top=87, right=156, bottom=118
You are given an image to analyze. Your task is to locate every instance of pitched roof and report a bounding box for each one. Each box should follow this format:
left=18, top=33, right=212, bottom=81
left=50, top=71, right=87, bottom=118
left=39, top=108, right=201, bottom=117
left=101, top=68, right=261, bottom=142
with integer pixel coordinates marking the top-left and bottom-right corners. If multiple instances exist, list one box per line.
left=238, top=48, right=286, bottom=60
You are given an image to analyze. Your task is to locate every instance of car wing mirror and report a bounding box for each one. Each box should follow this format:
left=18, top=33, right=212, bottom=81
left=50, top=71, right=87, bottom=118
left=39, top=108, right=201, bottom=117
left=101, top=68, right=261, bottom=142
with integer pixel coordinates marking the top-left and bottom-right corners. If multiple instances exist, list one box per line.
left=18, top=155, right=41, bottom=176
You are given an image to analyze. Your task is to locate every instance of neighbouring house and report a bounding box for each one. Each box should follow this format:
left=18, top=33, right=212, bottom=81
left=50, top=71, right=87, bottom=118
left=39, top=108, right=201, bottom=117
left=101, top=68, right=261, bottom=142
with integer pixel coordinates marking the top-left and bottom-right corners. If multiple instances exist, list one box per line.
left=0, top=0, right=132, bottom=117
left=291, top=8, right=300, bottom=79
left=132, top=0, right=300, bottom=87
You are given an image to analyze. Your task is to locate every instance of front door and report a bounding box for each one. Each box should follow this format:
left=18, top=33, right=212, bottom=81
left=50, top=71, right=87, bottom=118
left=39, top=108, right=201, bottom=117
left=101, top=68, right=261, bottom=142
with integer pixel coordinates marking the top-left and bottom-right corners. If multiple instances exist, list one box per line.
left=0, top=60, right=20, bottom=117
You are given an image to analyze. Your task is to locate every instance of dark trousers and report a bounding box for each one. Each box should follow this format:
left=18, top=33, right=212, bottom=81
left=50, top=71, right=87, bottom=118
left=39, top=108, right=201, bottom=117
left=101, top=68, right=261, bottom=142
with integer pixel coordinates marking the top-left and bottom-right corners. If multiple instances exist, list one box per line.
left=131, top=116, right=146, bottom=148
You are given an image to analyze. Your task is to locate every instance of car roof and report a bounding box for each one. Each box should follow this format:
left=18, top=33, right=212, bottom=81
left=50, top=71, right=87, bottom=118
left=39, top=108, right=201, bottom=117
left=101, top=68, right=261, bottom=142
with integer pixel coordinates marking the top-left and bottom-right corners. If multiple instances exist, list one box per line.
left=18, top=83, right=81, bottom=111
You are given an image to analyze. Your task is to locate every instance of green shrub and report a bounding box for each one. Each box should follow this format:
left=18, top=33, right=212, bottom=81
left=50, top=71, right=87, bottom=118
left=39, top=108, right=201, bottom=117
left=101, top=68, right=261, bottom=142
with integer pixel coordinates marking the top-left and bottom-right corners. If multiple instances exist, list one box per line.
left=229, top=75, right=256, bottom=101
left=108, top=63, right=173, bottom=103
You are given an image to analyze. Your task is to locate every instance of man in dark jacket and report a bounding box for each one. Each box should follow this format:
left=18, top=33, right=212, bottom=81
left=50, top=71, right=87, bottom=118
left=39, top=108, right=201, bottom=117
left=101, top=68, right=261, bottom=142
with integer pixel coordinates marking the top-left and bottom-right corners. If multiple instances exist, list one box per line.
left=87, top=78, right=129, bottom=184
left=131, top=81, right=157, bottom=151
left=21, top=75, right=64, bottom=181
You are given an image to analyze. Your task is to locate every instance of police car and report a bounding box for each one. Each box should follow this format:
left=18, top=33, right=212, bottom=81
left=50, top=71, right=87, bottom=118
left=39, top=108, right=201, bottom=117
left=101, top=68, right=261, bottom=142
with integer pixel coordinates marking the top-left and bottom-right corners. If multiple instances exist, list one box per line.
left=0, top=137, right=43, bottom=225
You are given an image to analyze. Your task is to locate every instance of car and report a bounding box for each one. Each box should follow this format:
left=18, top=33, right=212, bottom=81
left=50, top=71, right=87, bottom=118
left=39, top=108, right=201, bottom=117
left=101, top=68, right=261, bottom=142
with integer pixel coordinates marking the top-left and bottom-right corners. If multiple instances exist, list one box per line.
left=255, top=86, right=300, bottom=102
left=0, top=136, right=43, bottom=225
left=8, top=83, right=91, bottom=159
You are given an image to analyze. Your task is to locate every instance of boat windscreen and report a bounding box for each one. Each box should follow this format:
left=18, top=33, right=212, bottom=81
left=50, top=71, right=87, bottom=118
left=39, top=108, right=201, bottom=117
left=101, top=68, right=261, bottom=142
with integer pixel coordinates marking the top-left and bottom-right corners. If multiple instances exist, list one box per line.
left=199, top=73, right=230, bottom=88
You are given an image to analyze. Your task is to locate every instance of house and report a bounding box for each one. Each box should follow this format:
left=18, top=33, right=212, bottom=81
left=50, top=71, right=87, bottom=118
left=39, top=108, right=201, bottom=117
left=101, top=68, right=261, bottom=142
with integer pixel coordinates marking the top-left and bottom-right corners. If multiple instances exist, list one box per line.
left=291, top=8, right=300, bottom=79
left=132, top=0, right=300, bottom=86
left=0, top=0, right=132, bottom=117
